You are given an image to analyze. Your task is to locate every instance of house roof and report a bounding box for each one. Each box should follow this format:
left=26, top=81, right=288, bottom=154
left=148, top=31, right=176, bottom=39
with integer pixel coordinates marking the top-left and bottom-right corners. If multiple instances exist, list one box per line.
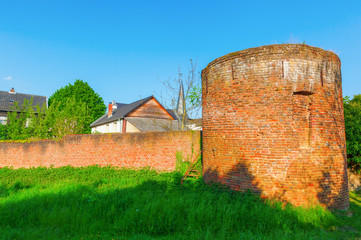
left=90, top=95, right=177, bottom=127
left=187, top=118, right=202, bottom=126
left=0, top=90, right=47, bottom=112
left=125, top=117, right=186, bottom=132
left=187, top=118, right=202, bottom=130
left=166, top=109, right=178, bottom=120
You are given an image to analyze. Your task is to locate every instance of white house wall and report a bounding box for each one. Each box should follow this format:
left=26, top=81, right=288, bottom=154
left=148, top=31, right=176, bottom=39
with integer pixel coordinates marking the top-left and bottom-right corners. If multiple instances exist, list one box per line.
left=91, top=119, right=123, bottom=133
left=125, top=121, right=141, bottom=133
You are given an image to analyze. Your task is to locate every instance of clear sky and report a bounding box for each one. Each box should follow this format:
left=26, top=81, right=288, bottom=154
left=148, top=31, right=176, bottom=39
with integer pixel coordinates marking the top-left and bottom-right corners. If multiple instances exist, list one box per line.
left=0, top=0, right=360, bottom=110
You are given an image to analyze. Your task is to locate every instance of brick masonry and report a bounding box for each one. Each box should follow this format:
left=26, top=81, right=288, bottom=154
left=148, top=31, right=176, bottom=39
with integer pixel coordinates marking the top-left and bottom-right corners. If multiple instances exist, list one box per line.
left=202, top=44, right=349, bottom=209
left=0, top=131, right=201, bottom=171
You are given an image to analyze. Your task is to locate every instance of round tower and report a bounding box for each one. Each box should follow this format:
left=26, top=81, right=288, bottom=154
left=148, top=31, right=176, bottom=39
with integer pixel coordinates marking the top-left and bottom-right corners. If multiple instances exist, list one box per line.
left=202, top=44, right=349, bottom=209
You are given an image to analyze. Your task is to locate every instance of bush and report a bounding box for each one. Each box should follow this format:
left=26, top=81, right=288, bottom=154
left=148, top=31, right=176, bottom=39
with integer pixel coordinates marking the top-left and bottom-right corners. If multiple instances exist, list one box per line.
left=0, top=124, right=8, bottom=140
left=344, top=95, right=361, bottom=172
left=5, top=97, right=89, bottom=140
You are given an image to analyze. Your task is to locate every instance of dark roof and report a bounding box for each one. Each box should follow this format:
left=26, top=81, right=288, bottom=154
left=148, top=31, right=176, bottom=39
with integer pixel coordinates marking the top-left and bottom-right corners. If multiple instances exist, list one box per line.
left=187, top=118, right=202, bottom=126
left=166, top=109, right=178, bottom=120
left=90, top=96, right=177, bottom=127
left=0, top=90, right=47, bottom=112
left=125, top=117, right=187, bottom=132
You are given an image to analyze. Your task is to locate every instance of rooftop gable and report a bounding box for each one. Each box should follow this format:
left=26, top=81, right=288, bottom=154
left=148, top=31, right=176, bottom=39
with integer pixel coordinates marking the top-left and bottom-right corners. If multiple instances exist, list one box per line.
left=0, top=90, right=47, bottom=112
left=127, top=97, right=175, bottom=120
left=90, top=96, right=176, bottom=127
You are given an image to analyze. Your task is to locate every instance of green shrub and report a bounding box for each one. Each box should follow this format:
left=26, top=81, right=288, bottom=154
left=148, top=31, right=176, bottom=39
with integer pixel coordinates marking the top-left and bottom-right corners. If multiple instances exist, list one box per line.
left=175, top=151, right=191, bottom=175
left=344, top=95, right=361, bottom=172
left=0, top=124, right=8, bottom=140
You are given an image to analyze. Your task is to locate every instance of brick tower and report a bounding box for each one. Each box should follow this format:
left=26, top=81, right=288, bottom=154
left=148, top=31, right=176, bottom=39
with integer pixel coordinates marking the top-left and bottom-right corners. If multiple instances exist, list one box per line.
left=202, top=44, right=349, bottom=209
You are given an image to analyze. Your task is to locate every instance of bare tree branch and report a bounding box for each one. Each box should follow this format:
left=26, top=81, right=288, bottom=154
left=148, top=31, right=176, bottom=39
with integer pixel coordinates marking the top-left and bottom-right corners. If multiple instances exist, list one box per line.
left=156, top=59, right=202, bottom=124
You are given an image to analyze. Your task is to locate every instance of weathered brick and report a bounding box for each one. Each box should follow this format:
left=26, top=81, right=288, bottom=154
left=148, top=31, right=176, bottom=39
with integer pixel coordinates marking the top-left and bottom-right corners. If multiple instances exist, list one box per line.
left=0, top=131, right=201, bottom=172
left=202, top=44, right=349, bottom=209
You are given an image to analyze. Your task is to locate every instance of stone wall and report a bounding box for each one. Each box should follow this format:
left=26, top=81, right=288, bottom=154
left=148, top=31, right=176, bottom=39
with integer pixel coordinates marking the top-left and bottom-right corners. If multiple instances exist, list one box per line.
left=0, top=131, right=201, bottom=171
left=202, top=44, right=349, bottom=209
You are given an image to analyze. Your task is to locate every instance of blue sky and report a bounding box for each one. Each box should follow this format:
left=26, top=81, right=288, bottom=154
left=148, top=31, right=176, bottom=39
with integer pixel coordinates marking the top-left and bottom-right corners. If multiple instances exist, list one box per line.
left=0, top=0, right=360, bottom=110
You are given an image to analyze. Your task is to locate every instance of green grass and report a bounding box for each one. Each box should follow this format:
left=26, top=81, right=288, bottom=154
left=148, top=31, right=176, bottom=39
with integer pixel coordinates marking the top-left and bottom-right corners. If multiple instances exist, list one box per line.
left=0, top=166, right=360, bottom=240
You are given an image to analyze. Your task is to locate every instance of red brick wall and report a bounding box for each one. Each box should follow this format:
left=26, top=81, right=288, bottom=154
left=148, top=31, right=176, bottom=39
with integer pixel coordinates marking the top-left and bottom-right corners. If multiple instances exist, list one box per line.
left=202, top=44, right=349, bottom=209
left=0, top=131, right=200, bottom=171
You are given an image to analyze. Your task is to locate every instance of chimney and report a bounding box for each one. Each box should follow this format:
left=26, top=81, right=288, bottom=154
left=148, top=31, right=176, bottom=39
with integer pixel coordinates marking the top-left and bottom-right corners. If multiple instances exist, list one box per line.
left=112, top=100, right=117, bottom=110
left=108, top=103, right=113, bottom=118
left=9, top=88, right=15, bottom=94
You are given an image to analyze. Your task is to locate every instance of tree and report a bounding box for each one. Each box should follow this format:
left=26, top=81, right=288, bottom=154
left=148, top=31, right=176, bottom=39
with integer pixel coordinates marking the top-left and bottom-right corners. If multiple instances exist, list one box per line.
left=48, top=80, right=106, bottom=134
left=158, top=59, right=202, bottom=128
left=46, top=98, right=88, bottom=139
left=6, top=98, right=38, bottom=140
left=5, top=80, right=103, bottom=140
left=0, top=124, right=8, bottom=140
left=5, top=97, right=88, bottom=140
left=344, top=95, right=361, bottom=172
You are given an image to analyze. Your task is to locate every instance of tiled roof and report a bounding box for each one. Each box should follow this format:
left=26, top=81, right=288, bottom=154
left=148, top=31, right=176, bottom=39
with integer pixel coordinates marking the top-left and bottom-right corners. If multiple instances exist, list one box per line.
left=90, top=96, right=178, bottom=127
left=125, top=117, right=186, bottom=132
left=0, top=90, right=47, bottom=112
left=187, top=118, right=202, bottom=126
left=166, top=109, right=178, bottom=120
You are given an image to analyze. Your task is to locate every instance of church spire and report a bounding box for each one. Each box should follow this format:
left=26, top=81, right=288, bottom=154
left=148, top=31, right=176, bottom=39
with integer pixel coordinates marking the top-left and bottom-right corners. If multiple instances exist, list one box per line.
left=176, top=80, right=185, bottom=116
left=176, top=80, right=189, bottom=125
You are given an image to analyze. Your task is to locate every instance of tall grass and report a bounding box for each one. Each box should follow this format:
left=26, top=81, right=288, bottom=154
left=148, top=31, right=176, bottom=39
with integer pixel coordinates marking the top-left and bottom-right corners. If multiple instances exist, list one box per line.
left=0, top=166, right=360, bottom=239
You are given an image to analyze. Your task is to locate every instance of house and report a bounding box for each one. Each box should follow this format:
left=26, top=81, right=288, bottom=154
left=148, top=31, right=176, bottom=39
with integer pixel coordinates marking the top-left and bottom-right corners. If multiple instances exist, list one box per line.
left=0, top=88, right=47, bottom=125
left=90, top=96, right=185, bottom=133
left=186, top=118, right=202, bottom=131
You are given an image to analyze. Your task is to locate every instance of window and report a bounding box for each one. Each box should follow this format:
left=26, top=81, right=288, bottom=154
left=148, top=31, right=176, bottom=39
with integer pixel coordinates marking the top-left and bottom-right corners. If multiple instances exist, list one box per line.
left=0, top=116, right=7, bottom=125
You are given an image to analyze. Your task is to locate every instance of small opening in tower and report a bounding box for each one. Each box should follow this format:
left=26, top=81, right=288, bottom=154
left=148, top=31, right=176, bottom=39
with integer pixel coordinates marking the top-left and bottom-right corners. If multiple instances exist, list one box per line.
left=293, top=91, right=313, bottom=96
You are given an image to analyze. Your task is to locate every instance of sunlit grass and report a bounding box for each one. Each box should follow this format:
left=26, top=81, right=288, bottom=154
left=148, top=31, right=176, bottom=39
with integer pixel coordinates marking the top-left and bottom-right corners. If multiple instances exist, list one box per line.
left=0, top=166, right=360, bottom=239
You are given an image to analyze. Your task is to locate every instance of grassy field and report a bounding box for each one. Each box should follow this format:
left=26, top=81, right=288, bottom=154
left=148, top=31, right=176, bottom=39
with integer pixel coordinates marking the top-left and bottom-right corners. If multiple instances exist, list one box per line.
left=0, top=166, right=360, bottom=240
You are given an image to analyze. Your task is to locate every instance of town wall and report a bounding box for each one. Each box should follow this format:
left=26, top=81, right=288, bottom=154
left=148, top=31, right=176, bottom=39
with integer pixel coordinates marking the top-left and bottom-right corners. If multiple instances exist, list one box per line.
left=202, top=44, right=349, bottom=209
left=0, top=131, right=200, bottom=171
